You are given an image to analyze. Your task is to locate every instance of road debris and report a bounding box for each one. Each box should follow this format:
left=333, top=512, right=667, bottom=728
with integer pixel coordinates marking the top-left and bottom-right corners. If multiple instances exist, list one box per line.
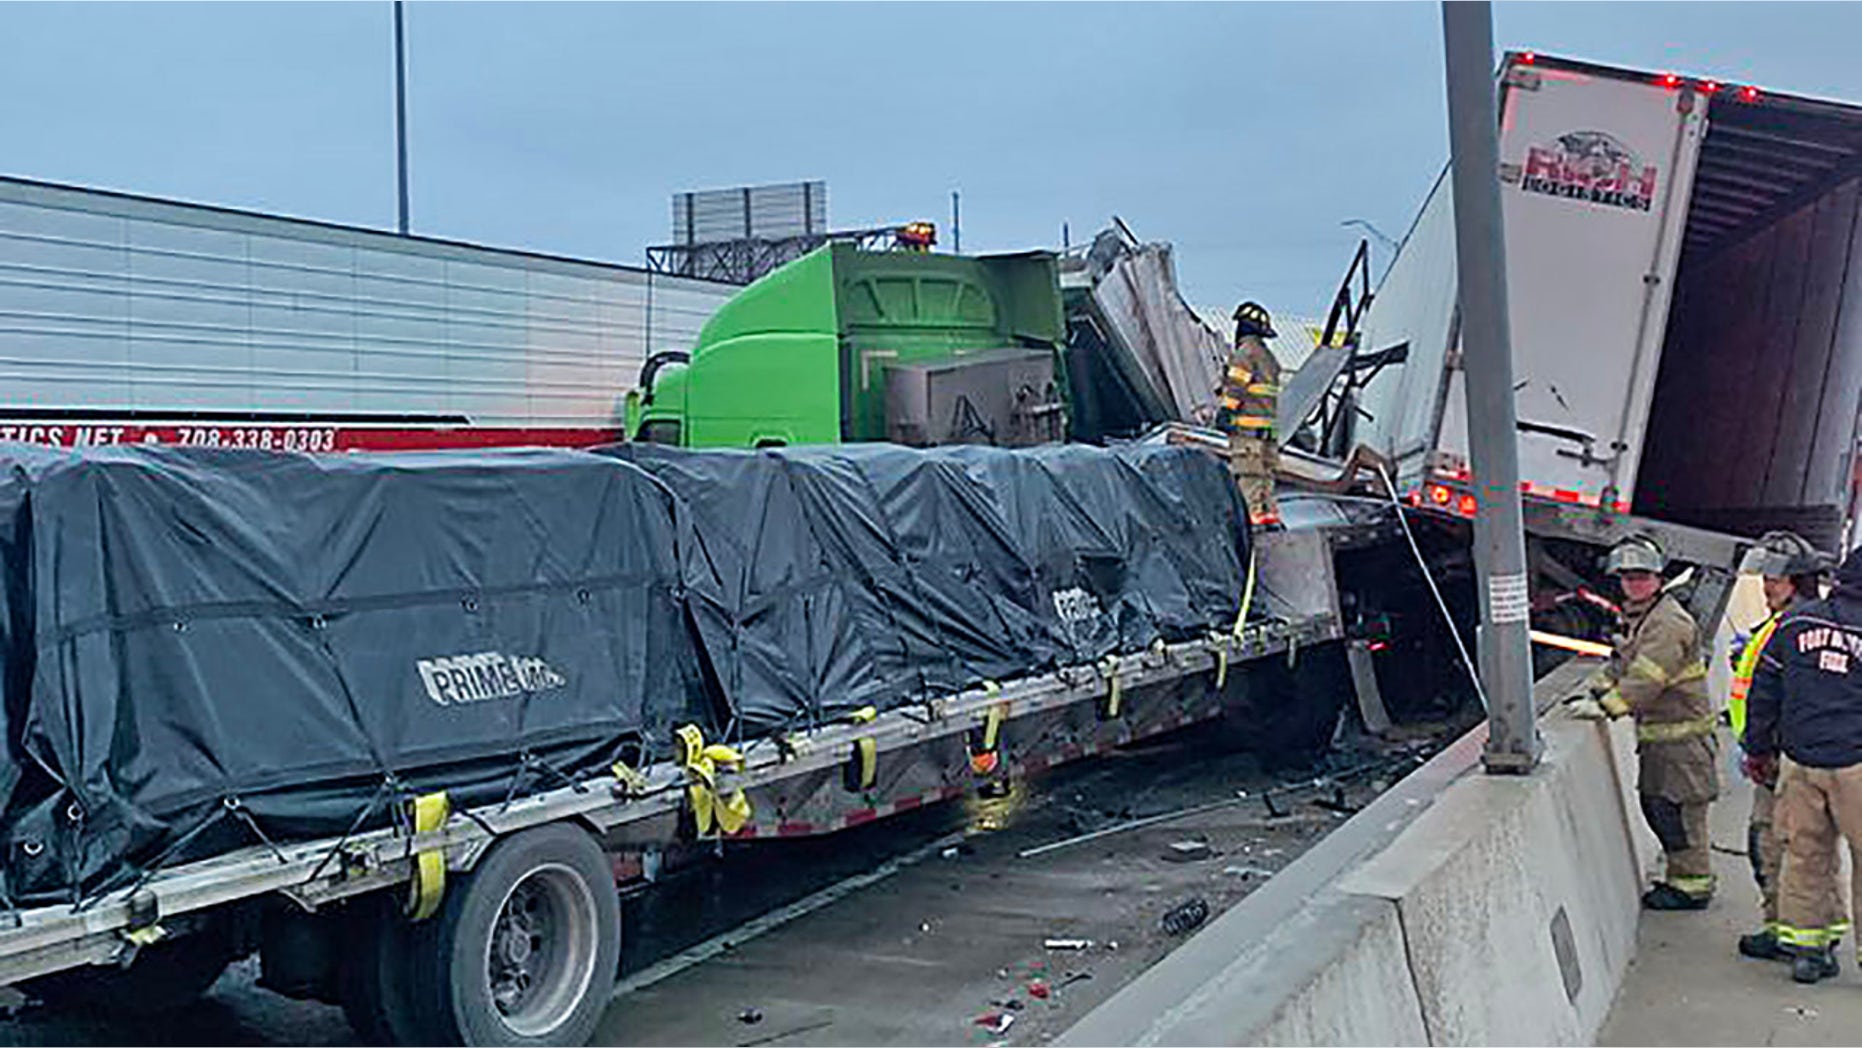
left=974, top=1011, right=1016, bottom=1035
left=1162, top=839, right=1213, bottom=862
left=1161, top=897, right=1210, bottom=936
left=1044, top=937, right=1094, bottom=951
left=738, top=1018, right=834, bottom=1047
left=1058, top=970, right=1093, bottom=989
left=737, top=1007, right=765, bottom=1025
left=1027, top=978, right=1051, bottom=999
left=1017, top=793, right=1250, bottom=858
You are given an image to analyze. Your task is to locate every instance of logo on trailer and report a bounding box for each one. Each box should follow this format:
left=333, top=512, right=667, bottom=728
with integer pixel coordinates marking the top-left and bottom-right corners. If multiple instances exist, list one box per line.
left=416, top=652, right=567, bottom=706
left=1051, top=587, right=1104, bottom=626
left=1517, top=131, right=1658, bottom=212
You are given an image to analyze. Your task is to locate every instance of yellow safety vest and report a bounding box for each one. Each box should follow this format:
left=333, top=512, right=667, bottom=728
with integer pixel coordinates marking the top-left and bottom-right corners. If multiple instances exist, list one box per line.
left=1728, top=612, right=1783, bottom=741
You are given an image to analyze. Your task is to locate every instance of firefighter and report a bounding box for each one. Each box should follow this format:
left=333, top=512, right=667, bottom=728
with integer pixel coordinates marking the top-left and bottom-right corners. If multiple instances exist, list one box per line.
left=1219, top=301, right=1283, bottom=526
left=1570, top=535, right=1720, bottom=909
left=1728, top=531, right=1830, bottom=961
left=1746, top=542, right=1862, bottom=984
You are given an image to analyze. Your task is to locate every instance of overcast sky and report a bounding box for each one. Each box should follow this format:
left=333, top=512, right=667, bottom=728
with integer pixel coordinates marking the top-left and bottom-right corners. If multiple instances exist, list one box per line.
left=3, top=2, right=1860, bottom=313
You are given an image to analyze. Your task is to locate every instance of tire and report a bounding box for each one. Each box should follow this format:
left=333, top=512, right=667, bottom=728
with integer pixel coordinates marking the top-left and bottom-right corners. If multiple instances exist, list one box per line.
left=23, top=925, right=235, bottom=1016
left=405, top=823, right=621, bottom=1047
left=339, top=894, right=429, bottom=1046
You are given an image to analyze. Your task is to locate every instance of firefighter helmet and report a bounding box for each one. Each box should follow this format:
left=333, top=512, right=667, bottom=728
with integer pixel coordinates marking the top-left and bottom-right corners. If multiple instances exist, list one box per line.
left=1233, top=301, right=1277, bottom=339
left=1738, top=530, right=1828, bottom=579
left=1604, top=535, right=1665, bottom=576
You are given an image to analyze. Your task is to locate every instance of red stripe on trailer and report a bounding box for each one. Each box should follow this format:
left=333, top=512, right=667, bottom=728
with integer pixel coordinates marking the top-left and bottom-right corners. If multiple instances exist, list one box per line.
left=777, top=822, right=815, bottom=837
left=0, top=421, right=623, bottom=454
left=1023, top=754, right=1050, bottom=773
left=893, top=794, right=924, bottom=813
left=844, top=808, right=878, bottom=828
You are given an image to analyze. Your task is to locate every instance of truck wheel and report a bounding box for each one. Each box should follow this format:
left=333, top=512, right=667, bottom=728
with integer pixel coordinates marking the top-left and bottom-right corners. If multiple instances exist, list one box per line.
left=339, top=894, right=428, bottom=1045
left=410, top=823, right=621, bottom=1046
left=23, top=926, right=236, bottom=1015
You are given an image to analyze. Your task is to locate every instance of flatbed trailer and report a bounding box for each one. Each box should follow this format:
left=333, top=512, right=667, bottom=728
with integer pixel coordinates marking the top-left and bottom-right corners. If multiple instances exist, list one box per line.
left=0, top=452, right=1379, bottom=1046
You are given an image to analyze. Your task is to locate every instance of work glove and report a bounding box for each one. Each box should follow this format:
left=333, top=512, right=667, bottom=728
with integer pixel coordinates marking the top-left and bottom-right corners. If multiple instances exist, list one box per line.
left=1565, top=690, right=1629, bottom=721
left=1566, top=696, right=1610, bottom=721
left=1742, top=752, right=1779, bottom=789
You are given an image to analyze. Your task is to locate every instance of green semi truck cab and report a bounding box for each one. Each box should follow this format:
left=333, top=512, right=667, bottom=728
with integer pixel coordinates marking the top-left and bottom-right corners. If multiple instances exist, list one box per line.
left=628, top=243, right=1070, bottom=448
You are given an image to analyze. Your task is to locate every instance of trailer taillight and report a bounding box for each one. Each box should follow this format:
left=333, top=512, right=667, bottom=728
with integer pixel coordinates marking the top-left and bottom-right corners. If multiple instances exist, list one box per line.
left=1518, top=51, right=1536, bottom=65
left=1739, top=85, right=1762, bottom=102
left=1658, top=73, right=1683, bottom=90
left=1702, top=80, right=1721, bottom=94
left=1429, top=484, right=1452, bottom=506
left=1458, top=493, right=1478, bottom=517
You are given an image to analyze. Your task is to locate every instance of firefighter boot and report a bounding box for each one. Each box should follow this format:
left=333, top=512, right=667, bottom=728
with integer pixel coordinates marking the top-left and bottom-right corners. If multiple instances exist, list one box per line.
left=1793, top=944, right=1840, bottom=984
left=1738, top=927, right=1791, bottom=962
left=1642, top=882, right=1710, bottom=911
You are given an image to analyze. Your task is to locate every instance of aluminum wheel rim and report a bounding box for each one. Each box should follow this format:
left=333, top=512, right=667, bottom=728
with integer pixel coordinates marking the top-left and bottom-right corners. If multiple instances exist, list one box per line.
left=482, top=862, right=600, bottom=1038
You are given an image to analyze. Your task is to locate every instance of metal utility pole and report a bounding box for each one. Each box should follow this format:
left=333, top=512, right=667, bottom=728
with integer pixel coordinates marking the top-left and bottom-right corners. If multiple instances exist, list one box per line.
left=1441, top=1, right=1541, bottom=774
left=394, top=1, right=411, bottom=236
left=952, top=190, right=961, bottom=254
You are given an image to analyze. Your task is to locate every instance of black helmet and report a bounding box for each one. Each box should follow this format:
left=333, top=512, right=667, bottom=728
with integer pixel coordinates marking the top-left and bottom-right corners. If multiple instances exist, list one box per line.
left=1233, top=301, right=1277, bottom=339
left=1739, top=530, right=1828, bottom=578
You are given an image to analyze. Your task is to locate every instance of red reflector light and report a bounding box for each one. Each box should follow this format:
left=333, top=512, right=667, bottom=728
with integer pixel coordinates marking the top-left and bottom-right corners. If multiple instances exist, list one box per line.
left=1368, top=640, right=1390, bottom=653
left=1458, top=494, right=1479, bottom=517
left=1429, top=485, right=1451, bottom=505
left=1740, top=85, right=1761, bottom=102
left=1659, top=73, right=1682, bottom=89
left=1519, top=51, right=1536, bottom=65
left=1702, top=80, right=1721, bottom=94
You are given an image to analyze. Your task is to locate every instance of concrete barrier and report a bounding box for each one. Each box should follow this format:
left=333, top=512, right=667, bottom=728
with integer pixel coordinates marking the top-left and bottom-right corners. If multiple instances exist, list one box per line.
left=1060, top=660, right=1656, bottom=1046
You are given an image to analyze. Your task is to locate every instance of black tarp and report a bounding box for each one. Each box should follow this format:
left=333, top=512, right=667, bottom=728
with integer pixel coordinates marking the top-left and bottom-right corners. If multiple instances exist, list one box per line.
left=609, top=443, right=1250, bottom=737
left=0, top=447, right=710, bottom=903
left=0, top=441, right=1248, bottom=905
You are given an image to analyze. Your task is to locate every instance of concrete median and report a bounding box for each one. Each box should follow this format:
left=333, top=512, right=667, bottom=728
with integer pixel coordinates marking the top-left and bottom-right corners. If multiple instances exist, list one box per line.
left=1060, top=659, right=1655, bottom=1046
